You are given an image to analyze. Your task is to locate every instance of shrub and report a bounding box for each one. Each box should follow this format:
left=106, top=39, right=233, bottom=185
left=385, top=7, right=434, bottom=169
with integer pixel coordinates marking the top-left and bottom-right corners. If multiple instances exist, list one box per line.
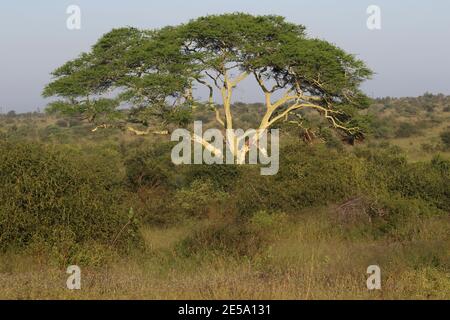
left=178, top=210, right=287, bottom=257
left=369, top=196, right=446, bottom=240
left=354, top=146, right=450, bottom=211
left=124, top=141, right=177, bottom=190
left=173, top=179, right=229, bottom=219
left=318, top=127, right=344, bottom=150
left=68, top=117, right=83, bottom=127
left=334, top=193, right=446, bottom=242
left=231, top=142, right=449, bottom=221
left=39, top=124, right=70, bottom=142
left=55, top=119, right=69, bottom=128
left=182, top=164, right=241, bottom=191
left=395, top=122, right=421, bottom=138
left=440, top=129, right=450, bottom=150
left=0, top=141, right=141, bottom=263
left=233, top=144, right=368, bottom=215
left=238, top=113, right=260, bottom=128
left=395, top=161, right=449, bottom=211
left=132, top=187, right=177, bottom=226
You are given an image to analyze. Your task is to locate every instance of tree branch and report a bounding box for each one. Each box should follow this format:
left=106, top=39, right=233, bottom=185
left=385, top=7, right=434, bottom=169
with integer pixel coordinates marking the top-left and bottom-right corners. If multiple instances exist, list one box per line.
left=192, top=134, right=223, bottom=157
left=230, top=72, right=249, bottom=87
left=195, top=77, right=225, bottom=127
left=126, top=126, right=169, bottom=135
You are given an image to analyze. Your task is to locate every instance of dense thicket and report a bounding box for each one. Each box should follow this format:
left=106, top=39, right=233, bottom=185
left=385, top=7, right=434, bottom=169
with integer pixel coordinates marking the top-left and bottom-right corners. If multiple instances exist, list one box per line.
left=0, top=141, right=141, bottom=263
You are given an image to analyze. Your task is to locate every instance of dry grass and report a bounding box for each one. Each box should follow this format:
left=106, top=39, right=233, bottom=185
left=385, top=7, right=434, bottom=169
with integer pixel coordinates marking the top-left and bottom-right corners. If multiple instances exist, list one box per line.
left=1, top=208, right=448, bottom=300
left=379, top=106, right=450, bottom=162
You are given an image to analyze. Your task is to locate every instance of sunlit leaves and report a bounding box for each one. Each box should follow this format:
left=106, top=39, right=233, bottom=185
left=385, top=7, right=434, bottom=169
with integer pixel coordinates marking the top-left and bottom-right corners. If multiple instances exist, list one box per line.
left=43, top=13, right=373, bottom=138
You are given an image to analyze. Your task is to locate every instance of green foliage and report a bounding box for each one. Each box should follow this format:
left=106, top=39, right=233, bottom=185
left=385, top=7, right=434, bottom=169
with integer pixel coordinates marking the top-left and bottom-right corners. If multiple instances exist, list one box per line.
left=55, top=119, right=69, bottom=128
left=395, top=122, right=421, bottom=138
left=335, top=194, right=445, bottom=243
left=233, top=144, right=368, bottom=215
left=181, top=164, right=241, bottom=191
left=124, top=141, right=176, bottom=190
left=318, top=127, right=344, bottom=150
left=372, top=196, right=445, bottom=240
left=182, top=13, right=372, bottom=139
left=355, top=146, right=450, bottom=211
left=1, top=95, right=449, bottom=298
left=43, top=26, right=193, bottom=131
left=178, top=210, right=287, bottom=257
left=440, top=129, right=450, bottom=149
left=44, top=13, right=372, bottom=140
left=394, top=158, right=450, bottom=211
left=173, top=179, right=229, bottom=219
left=227, top=142, right=449, bottom=221
left=0, top=141, right=141, bottom=263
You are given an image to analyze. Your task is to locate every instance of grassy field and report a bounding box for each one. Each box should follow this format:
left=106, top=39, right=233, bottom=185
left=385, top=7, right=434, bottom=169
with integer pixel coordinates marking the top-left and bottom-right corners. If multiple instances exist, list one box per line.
left=1, top=208, right=448, bottom=300
left=386, top=117, right=450, bottom=162
left=366, top=97, right=450, bottom=162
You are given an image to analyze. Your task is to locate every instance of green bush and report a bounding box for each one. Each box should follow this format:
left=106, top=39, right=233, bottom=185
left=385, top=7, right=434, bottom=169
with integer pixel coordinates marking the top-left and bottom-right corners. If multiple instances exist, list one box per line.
left=368, top=195, right=446, bottom=240
left=440, top=129, right=450, bottom=150
left=173, top=179, right=229, bottom=219
left=0, top=141, right=141, bottom=262
left=131, top=188, right=177, bottom=225
left=55, top=119, right=69, bottom=128
left=395, top=122, right=421, bottom=138
left=124, top=141, right=177, bottom=190
left=68, top=117, right=83, bottom=127
left=355, top=146, right=450, bottom=211
left=233, top=144, right=368, bottom=215
left=392, top=161, right=449, bottom=211
left=230, top=143, right=449, bottom=223
left=178, top=211, right=287, bottom=257
left=318, top=127, right=344, bottom=150
left=181, top=164, right=241, bottom=191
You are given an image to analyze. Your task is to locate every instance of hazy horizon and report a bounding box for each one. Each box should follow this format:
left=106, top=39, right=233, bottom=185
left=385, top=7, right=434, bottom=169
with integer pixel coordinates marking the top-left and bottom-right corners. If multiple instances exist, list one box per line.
left=1, top=0, right=450, bottom=112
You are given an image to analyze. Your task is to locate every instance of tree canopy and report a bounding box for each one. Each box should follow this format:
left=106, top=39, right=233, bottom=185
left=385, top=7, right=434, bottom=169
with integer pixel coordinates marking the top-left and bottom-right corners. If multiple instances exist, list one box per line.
left=43, top=13, right=372, bottom=144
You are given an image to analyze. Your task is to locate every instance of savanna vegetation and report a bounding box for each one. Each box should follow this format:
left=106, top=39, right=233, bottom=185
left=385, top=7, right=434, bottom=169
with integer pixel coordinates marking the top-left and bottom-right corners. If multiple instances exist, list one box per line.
left=0, top=14, right=448, bottom=299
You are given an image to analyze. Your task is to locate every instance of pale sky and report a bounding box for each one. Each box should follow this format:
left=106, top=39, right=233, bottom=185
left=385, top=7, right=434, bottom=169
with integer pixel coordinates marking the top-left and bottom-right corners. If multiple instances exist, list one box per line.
left=1, top=0, right=450, bottom=112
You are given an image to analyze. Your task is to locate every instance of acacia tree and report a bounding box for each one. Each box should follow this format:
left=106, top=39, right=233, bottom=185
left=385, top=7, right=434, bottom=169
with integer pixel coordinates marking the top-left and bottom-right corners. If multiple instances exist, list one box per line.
left=44, top=13, right=372, bottom=156
left=43, top=27, right=195, bottom=134
left=180, top=13, right=372, bottom=158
